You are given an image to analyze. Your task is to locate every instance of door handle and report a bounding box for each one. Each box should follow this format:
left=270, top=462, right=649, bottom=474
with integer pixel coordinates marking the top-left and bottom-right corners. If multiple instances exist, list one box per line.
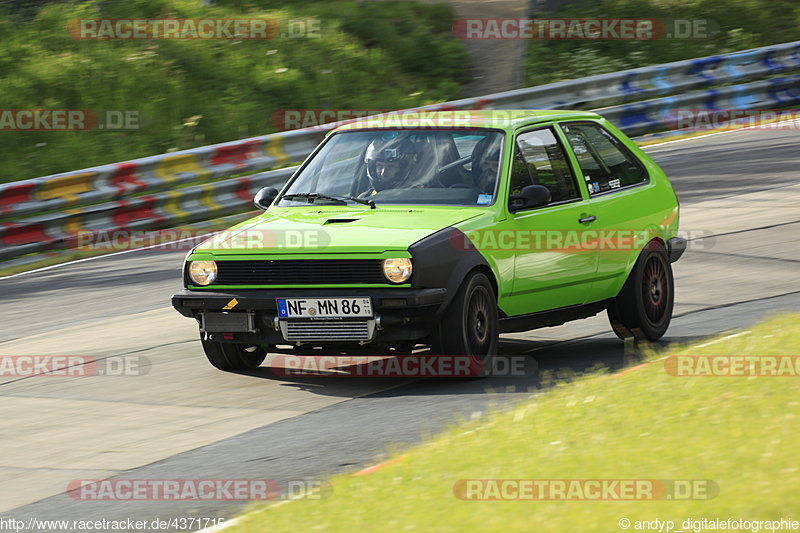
left=578, top=215, right=597, bottom=224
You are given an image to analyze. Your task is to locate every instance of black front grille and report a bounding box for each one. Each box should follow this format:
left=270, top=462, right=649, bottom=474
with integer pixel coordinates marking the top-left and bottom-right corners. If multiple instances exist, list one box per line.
left=213, top=259, right=387, bottom=285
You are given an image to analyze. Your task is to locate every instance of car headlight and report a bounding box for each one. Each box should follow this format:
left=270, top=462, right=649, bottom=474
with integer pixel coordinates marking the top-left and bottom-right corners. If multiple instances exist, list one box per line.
left=188, top=260, right=218, bottom=286
left=382, top=258, right=412, bottom=284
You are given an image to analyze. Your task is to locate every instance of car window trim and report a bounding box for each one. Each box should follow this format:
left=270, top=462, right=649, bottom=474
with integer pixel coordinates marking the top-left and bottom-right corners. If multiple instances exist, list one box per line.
left=558, top=120, right=650, bottom=198
left=584, top=180, right=651, bottom=198
left=278, top=128, right=508, bottom=208
left=508, top=124, right=585, bottom=214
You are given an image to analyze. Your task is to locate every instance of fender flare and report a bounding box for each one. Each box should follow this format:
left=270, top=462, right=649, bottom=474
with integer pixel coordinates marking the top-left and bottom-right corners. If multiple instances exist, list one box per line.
left=409, top=227, right=494, bottom=314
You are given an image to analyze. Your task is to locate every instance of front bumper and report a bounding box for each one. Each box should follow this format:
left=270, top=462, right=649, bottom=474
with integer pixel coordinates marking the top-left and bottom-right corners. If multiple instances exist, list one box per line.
left=171, top=288, right=447, bottom=344
left=667, top=236, right=687, bottom=263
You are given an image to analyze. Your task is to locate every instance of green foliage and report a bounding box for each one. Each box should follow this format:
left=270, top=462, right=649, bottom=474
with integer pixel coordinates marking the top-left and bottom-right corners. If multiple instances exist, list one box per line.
left=0, top=0, right=469, bottom=181
left=231, top=313, right=800, bottom=532
left=525, top=0, right=800, bottom=85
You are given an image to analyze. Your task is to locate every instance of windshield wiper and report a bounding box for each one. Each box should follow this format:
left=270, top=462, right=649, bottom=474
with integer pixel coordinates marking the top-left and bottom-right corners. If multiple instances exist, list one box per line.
left=282, top=192, right=375, bottom=209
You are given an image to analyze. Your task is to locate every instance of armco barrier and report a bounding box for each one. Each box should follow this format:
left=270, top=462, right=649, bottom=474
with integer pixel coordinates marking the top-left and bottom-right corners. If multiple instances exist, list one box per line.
left=599, top=73, right=800, bottom=136
left=0, top=167, right=293, bottom=260
left=1, top=41, right=800, bottom=261
left=425, top=41, right=800, bottom=112
left=0, top=128, right=325, bottom=220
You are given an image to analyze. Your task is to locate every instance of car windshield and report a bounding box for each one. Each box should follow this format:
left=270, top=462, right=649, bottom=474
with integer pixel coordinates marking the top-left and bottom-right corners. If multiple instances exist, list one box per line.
left=278, top=129, right=504, bottom=207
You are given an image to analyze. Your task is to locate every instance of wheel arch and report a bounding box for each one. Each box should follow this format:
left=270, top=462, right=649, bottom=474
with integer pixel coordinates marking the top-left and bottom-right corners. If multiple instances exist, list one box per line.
left=623, top=235, right=667, bottom=279
left=409, top=227, right=497, bottom=314
left=611, top=235, right=667, bottom=299
left=469, top=264, right=499, bottom=302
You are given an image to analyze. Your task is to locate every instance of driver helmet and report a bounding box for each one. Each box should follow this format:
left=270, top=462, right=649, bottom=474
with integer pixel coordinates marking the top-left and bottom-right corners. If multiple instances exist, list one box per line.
left=364, top=133, right=420, bottom=191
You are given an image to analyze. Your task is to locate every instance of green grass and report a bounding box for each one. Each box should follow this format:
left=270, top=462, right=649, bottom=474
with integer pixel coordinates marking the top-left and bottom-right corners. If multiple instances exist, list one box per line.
left=231, top=313, right=800, bottom=532
left=0, top=0, right=468, bottom=181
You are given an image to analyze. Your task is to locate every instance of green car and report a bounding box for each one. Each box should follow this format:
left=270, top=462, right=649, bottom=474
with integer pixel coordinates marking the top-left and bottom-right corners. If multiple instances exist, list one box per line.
left=172, top=110, right=685, bottom=371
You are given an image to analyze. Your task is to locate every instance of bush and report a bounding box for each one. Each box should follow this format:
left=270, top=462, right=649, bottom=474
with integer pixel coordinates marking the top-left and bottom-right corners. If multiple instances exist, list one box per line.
left=524, top=0, right=800, bottom=86
left=0, top=0, right=469, bottom=181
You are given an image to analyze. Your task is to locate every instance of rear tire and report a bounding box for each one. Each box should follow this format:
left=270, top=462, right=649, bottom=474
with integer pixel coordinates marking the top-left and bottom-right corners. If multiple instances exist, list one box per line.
left=607, top=242, right=674, bottom=341
left=429, top=272, right=498, bottom=376
left=201, top=335, right=267, bottom=370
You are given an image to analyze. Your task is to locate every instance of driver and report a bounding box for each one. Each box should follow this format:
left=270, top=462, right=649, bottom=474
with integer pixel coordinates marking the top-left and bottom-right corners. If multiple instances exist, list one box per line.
left=363, top=134, right=421, bottom=194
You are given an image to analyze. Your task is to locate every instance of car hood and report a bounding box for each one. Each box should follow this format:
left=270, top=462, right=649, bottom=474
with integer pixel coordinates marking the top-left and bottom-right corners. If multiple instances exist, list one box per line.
left=194, top=206, right=486, bottom=255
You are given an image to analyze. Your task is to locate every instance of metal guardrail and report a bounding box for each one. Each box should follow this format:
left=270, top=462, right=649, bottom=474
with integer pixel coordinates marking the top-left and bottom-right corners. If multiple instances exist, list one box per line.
left=0, top=168, right=293, bottom=260
left=599, top=72, right=800, bottom=136
left=0, top=129, right=325, bottom=219
left=1, top=41, right=800, bottom=261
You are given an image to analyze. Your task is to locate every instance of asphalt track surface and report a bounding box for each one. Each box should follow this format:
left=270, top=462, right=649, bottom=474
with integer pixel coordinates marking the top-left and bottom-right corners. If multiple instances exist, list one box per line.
left=1, top=128, right=799, bottom=531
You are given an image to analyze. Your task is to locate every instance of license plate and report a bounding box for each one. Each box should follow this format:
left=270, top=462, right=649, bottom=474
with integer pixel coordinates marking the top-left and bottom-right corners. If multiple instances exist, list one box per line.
left=277, top=297, right=373, bottom=318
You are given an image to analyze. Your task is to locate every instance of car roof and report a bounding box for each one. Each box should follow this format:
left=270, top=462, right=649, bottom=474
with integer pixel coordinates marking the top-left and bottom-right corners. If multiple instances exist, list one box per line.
left=331, top=109, right=602, bottom=133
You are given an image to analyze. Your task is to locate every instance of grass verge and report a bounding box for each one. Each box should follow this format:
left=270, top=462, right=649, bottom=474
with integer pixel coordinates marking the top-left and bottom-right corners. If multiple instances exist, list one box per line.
left=231, top=313, right=800, bottom=532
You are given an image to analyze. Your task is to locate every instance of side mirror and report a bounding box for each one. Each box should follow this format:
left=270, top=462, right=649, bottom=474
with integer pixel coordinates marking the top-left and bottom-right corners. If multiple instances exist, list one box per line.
left=254, top=187, right=279, bottom=209
left=508, top=184, right=551, bottom=212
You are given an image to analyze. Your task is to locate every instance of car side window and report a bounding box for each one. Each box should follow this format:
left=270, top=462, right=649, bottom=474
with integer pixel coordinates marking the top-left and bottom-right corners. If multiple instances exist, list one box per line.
left=512, top=128, right=580, bottom=203
left=560, top=123, right=647, bottom=196
left=509, top=144, right=532, bottom=195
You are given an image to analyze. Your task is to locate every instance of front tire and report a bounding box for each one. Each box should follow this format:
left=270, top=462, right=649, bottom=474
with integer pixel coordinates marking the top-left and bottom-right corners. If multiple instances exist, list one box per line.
left=429, top=272, right=499, bottom=375
left=607, top=242, right=674, bottom=341
left=201, top=335, right=267, bottom=371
